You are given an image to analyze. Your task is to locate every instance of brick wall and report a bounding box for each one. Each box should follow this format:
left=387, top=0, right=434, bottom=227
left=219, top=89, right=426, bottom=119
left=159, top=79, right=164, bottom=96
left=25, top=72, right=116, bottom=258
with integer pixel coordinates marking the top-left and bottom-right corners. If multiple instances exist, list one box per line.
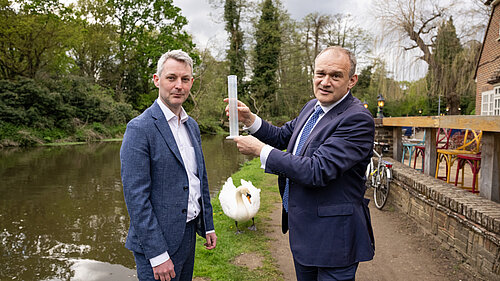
left=384, top=159, right=500, bottom=279
left=476, top=3, right=500, bottom=115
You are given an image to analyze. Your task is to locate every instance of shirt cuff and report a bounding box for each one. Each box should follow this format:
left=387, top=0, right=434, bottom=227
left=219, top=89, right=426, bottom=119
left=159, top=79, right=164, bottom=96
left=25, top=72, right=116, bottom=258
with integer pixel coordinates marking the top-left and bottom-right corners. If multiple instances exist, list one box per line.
left=150, top=251, right=170, bottom=267
left=206, top=230, right=215, bottom=235
left=259, top=145, right=274, bottom=169
left=243, top=114, right=261, bottom=134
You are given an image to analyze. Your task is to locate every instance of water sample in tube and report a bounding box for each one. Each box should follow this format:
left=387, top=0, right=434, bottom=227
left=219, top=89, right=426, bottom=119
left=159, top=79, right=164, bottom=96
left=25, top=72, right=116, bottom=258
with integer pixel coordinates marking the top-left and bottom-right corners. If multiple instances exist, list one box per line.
left=227, top=75, right=239, bottom=139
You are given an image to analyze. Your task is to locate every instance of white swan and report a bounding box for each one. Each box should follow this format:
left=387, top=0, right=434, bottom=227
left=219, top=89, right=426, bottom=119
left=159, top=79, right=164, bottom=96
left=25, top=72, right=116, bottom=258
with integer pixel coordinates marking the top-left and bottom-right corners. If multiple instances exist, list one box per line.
left=219, top=177, right=261, bottom=233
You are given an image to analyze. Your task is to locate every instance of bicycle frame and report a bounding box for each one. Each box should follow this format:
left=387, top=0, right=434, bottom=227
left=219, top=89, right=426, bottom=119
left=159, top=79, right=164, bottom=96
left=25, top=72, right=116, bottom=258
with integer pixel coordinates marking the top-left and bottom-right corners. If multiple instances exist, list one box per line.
left=366, top=146, right=393, bottom=190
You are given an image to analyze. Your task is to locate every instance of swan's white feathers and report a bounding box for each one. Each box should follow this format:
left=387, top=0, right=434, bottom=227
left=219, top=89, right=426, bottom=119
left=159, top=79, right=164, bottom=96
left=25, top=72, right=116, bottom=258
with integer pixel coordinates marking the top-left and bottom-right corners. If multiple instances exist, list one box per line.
left=219, top=177, right=261, bottom=223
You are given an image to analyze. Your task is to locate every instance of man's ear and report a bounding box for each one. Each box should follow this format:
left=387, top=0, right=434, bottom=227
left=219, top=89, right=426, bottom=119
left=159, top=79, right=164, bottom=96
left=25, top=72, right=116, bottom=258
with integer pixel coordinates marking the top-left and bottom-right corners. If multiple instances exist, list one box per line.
left=153, top=74, right=160, bottom=88
left=348, top=74, right=358, bottom=90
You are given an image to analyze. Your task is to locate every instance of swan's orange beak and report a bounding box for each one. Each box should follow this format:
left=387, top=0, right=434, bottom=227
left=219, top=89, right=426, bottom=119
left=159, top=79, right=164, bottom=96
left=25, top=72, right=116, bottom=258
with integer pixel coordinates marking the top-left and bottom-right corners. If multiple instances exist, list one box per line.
left=246, top=193, right=252, bottom=204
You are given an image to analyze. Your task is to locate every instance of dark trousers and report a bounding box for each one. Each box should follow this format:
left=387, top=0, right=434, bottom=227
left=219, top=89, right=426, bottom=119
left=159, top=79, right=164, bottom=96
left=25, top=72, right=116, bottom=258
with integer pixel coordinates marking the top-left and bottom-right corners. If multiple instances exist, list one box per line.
left=133, top=218, right=198, bottom=281
left=293, top=258, right=359, bottom=281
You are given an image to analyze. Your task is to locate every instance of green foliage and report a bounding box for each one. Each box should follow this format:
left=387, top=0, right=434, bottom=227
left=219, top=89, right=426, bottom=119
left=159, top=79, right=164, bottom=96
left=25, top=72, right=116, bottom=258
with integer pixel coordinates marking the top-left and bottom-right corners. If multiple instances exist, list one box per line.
left=0, top=0, right=77, bottom=79
left=250, top=0, right=281, bottom=118
left=0, top=77, right=137, bottom=146
left=224, top=0, right=246, bottom=98
left=189, top=50, right=230, bottom=134
left=426, top=17, right=464, bottom=114
left=194, top=158, right=282, bottom=280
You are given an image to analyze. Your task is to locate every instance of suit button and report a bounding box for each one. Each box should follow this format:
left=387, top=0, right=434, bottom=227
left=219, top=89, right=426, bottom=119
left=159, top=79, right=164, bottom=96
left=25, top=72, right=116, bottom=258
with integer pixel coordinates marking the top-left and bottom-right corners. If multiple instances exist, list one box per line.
left=182, top=209, right=187, bottom=214
left=183, top=186, right=188, bottom=191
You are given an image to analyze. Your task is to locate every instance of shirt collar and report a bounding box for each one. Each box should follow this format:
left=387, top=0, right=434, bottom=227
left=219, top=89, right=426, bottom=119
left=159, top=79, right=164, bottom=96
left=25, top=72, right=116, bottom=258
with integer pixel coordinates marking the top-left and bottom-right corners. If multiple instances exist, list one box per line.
left=156, top=98, right=189, bottom=124
left=316, top=90, right=350, bottom=114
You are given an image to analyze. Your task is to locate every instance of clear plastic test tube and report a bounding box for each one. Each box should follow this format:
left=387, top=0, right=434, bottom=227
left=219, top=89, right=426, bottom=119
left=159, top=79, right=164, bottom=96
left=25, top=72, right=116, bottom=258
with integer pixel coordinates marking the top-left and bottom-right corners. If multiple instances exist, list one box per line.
left=227, top=75, right=239, bottom=139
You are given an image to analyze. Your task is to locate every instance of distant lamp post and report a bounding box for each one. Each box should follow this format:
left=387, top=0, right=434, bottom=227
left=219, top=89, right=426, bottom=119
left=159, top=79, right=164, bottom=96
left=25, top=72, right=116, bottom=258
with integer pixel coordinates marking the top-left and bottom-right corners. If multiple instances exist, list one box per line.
left=377, top=94, right=385, bottom=118
left=418, top=109, right=422, bottom=115
left=363, top=100, right=368, bottom=109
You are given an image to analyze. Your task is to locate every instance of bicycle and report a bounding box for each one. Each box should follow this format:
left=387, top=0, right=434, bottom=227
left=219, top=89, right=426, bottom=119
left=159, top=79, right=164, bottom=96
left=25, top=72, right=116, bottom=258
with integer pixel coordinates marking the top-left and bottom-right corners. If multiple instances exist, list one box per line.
left=366, top=142, right=393, bottom=210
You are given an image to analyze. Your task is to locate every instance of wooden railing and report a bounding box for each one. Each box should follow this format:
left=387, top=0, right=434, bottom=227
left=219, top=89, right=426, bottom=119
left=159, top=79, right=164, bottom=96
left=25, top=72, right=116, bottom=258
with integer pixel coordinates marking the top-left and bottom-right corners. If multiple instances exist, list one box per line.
left=382, top=116, right=500, bottom=203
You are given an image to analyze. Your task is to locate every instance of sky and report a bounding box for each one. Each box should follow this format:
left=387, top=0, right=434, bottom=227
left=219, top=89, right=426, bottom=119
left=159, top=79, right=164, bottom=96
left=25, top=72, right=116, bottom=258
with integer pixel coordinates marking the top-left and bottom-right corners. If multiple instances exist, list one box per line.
left=171, top=0, right=375, bottom=56
left=170, top=0, right=484, bottom=82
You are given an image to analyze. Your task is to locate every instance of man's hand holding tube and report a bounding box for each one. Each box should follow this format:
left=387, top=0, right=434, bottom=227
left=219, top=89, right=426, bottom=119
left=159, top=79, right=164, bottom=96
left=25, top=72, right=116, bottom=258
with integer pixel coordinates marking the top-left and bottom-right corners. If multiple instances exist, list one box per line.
left=224, top=99, right=265, bottom=157
left=223, top=98, right=255, bottom=127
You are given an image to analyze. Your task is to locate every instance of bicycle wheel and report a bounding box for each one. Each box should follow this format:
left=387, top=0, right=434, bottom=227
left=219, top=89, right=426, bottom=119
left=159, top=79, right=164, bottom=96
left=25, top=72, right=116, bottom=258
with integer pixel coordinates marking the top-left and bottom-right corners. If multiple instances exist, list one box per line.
left=373, top=165, right=390, bottom=209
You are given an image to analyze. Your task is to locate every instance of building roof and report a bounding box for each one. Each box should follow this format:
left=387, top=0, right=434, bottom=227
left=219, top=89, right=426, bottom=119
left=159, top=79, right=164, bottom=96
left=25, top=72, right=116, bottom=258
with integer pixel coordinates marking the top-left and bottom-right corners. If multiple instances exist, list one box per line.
left=474, top=1, right=498, bottom=79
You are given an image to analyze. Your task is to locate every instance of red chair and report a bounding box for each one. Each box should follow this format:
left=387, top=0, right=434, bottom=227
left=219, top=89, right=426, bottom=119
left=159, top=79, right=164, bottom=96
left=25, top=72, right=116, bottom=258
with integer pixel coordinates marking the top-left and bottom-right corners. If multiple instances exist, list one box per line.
left=413, top=128, right=452, bottom=173
left=435, top=129, right=482, bottom=184
left=454, top=153, right=481, bottom=193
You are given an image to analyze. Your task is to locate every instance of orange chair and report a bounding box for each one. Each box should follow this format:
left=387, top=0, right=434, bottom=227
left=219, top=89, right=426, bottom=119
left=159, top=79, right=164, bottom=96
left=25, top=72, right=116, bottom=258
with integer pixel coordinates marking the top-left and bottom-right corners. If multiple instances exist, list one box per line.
left=435, top=129, right=482, bottom=184
left=454, top=153, right=481, bottom=193
left=413, top=128, right=452, bottom=172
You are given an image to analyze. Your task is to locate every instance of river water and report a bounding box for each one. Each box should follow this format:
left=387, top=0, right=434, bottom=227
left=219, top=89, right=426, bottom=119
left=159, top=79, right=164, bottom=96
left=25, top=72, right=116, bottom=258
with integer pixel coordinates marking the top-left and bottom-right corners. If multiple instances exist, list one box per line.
left=0, top=135, right=252, bottom=280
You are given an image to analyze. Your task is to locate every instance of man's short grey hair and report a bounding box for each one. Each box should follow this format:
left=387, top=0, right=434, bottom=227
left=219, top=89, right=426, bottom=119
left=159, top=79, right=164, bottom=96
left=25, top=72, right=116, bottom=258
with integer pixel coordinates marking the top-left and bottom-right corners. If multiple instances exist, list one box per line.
left=315, top=46, right=357, bottom=78
left=156, top=49, right=194, bottom=77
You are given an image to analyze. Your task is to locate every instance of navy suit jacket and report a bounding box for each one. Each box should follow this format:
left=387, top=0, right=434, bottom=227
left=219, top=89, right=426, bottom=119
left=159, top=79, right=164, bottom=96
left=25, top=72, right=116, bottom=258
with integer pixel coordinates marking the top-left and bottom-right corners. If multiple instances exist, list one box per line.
left=253, top=93, right=375, bottom=267
left=120, top=101, right=214, bottom=260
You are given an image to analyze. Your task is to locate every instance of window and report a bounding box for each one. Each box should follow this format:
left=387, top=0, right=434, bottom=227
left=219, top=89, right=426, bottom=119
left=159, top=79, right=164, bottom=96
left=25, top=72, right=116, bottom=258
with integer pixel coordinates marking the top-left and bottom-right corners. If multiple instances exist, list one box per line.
left=482, top=87, right=500, bottom=116
left=495, top=87, right=500, bottom=115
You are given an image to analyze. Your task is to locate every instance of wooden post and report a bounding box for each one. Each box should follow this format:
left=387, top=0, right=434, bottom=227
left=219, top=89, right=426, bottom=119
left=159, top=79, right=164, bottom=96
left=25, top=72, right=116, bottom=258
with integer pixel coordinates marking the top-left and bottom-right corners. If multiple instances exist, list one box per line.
left=424, top=128, right=437, bottom=177
left=480, top=132, right=500, bottom=203
left=393, top=127, right=402, bottom=162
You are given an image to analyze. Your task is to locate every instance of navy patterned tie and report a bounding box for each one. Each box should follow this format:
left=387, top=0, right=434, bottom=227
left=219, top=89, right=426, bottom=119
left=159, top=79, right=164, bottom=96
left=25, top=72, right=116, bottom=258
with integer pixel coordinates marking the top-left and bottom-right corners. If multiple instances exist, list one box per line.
left=283, top=106, right=324, bottom=212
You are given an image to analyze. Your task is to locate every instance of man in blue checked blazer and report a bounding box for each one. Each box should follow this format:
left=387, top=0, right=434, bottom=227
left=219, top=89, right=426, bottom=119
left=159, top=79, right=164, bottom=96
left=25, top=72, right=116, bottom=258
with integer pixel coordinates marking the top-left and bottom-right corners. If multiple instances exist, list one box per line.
left=121, top=50, right=216, bottom=281
left=230, top=46, right=375, bottom=280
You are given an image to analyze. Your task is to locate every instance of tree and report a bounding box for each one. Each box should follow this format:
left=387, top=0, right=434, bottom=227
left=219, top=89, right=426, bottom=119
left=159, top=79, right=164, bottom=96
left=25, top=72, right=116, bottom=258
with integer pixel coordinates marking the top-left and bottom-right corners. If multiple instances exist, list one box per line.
left=0, top=0, right=77, bottom=79
left=427, top=17, right=463, bottom=114
left=224, top=0, right=246, bottom=98
left=300, top=12, right=331, bottom=74
left=71, top=0, right=118, bottom=82
left=249, top=0, right=281, bottom=117
left=189, top=48, right=229, bottom=132
left=106, top=0, right=195, bottom=107
left=323, top=14, right=372, bottom=60
left=272, top=1, right=311, bottom=121
left=373, top=0, right=486, bottom=115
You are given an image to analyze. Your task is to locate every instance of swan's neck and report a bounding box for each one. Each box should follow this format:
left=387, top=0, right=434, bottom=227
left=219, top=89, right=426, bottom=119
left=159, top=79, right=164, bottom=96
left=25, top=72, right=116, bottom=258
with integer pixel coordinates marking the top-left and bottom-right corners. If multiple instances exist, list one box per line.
left=235, top=190, right=247, bottom=205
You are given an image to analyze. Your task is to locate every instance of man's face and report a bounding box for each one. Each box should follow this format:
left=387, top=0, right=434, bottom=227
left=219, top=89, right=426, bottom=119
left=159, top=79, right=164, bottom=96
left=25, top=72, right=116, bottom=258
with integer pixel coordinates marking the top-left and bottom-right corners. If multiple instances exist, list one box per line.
left=153, top=58, right=193, bottom=113
left=313, top=50, right=358, bottom=106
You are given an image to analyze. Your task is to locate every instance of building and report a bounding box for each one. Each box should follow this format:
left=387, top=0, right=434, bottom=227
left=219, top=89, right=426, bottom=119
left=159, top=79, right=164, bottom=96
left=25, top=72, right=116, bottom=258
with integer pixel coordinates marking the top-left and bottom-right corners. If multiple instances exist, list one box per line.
left=475, top=0, right=500, bottom=115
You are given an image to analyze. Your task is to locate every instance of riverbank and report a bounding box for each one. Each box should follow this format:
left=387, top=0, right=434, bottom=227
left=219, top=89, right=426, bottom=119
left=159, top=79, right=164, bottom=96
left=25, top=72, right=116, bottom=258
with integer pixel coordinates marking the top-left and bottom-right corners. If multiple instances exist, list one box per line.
left=193, top=158, right=284, bottom=280
left=0, top=122, right=127, bottom=148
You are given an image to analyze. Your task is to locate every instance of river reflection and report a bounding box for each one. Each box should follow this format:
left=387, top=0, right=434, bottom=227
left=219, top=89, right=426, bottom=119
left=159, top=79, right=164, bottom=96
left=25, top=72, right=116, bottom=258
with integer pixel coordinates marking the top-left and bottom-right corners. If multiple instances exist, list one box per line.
left=0, top=135, right=251, bottom=280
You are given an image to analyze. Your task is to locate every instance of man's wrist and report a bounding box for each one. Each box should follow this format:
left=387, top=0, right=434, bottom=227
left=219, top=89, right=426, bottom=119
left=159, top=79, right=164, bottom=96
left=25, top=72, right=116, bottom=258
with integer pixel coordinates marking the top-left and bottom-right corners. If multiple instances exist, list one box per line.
left=150, top=251, right=170, bottom=267
left=244, top=114, right=256, bottom=127
left=244, top=115, right=261, bottom=133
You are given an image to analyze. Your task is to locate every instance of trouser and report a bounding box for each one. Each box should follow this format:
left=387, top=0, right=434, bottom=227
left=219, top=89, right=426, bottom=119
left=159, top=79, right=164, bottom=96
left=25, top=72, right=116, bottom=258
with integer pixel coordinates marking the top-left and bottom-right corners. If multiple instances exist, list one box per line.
left=133, top=217, right=198, bottom=281
left=293, top=258, right=359, bottom=281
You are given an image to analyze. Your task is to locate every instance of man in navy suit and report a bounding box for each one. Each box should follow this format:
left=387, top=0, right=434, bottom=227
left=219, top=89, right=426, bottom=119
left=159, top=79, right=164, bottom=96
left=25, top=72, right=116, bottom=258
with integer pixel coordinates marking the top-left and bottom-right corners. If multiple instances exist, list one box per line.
left=121, top=50, right=217, bottom=281
left=230, top=46, right=375, bottom=280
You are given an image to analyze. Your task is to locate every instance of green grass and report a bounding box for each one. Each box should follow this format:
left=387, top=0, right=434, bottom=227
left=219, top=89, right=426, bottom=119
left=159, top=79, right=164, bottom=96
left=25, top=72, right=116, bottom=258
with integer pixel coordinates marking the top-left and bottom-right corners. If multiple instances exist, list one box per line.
left=193, top=158, right=284, bottom=280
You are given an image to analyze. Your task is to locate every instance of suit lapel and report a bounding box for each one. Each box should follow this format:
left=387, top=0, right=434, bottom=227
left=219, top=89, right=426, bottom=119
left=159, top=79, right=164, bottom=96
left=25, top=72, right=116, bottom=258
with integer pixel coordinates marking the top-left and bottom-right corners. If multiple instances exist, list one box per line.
left=288, top=102, right=316, bottom=152
left=150, top=102, right=185, bottom=167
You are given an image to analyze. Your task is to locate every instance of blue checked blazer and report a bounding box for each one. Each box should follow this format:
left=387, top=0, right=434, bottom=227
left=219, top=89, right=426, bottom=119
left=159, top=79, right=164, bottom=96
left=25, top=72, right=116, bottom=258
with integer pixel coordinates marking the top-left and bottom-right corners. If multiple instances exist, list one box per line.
left=120, top=101, right=214, bottom=260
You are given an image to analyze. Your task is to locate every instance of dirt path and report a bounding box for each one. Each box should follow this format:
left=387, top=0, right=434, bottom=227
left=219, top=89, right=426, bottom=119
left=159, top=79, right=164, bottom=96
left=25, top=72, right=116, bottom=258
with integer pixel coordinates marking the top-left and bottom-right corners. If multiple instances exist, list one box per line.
left=266, top=188, right=482, bottom=281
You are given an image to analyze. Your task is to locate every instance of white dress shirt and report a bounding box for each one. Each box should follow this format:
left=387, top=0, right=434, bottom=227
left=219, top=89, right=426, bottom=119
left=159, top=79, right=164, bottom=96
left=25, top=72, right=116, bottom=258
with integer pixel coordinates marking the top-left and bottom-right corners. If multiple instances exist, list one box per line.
left=246, top=93, right=349, bottom=168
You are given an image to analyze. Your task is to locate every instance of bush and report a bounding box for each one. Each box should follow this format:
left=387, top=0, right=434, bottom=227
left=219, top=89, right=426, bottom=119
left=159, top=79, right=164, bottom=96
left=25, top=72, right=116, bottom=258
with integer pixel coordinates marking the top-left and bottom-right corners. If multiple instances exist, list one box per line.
left=0, top=76, right=139, bottom=146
